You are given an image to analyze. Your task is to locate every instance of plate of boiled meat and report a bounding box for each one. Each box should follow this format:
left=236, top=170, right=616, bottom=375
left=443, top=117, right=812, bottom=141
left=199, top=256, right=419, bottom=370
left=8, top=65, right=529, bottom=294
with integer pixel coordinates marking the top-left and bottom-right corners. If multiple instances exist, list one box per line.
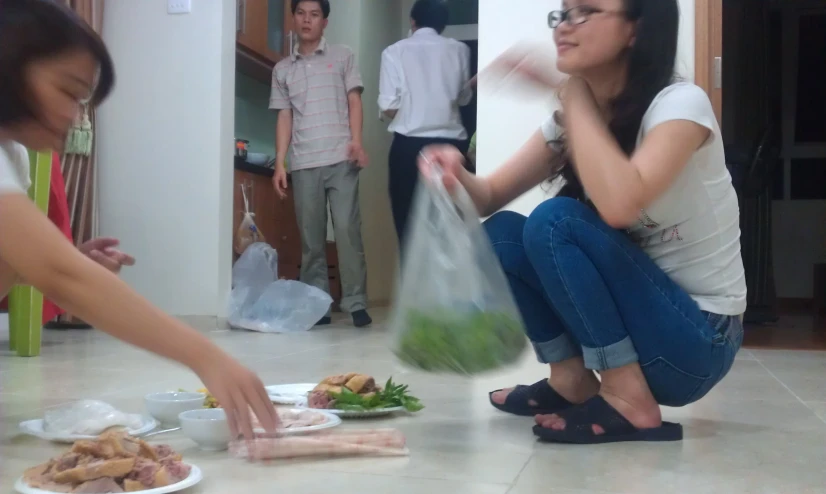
left=299, top=373, right=423, bottom=419
left=16, top=431, right=202, bottom=494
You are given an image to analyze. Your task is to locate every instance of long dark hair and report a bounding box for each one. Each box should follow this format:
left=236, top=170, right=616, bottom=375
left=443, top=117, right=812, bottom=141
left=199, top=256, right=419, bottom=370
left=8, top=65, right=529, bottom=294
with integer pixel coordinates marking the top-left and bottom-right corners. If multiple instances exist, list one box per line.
left=0, top=0, right=115, bottom=127
left=551, top=0, right=680, bottom=201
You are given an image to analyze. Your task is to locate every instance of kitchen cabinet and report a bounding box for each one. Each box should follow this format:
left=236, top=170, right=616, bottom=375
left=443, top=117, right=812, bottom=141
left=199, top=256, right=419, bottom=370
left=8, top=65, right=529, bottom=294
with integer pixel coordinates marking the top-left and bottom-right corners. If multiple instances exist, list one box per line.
left=236, top=0, right=293, bottom=83
left=233, top=166, right=343, bottom=309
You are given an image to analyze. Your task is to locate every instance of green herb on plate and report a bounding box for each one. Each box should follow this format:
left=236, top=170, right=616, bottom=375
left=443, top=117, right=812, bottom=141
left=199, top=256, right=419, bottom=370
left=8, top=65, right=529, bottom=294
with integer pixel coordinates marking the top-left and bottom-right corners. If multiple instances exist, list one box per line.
left=329, top=378, right=424, bottom=413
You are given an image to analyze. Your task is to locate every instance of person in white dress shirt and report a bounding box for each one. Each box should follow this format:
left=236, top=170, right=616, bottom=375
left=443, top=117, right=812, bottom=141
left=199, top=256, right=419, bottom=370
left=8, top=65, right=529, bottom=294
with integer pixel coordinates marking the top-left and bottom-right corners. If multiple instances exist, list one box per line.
left=378, top=0, right=473, bottom=251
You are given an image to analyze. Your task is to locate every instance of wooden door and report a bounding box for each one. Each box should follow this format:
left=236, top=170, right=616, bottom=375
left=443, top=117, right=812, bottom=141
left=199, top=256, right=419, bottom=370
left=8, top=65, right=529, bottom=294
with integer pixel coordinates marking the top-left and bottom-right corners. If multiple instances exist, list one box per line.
left=695, top=0, right=724, bottom=126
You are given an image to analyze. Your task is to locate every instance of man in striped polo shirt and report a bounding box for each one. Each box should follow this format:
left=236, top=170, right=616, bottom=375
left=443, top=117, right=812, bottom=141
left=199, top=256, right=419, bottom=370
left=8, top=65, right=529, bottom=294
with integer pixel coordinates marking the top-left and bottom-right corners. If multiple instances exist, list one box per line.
left=270, top=0, right=371, bottom=328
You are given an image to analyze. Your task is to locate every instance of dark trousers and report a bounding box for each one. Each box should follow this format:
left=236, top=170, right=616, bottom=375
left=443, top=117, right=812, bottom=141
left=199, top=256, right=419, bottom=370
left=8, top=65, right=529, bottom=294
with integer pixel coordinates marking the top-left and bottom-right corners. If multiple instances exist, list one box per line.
left=388, top=133, right=468, bottom=252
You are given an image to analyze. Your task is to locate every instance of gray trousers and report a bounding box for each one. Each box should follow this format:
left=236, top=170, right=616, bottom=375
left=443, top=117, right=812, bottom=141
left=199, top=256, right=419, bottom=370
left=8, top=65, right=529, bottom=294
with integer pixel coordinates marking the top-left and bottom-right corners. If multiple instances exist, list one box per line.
left=291, top=161, right=367, bottom=314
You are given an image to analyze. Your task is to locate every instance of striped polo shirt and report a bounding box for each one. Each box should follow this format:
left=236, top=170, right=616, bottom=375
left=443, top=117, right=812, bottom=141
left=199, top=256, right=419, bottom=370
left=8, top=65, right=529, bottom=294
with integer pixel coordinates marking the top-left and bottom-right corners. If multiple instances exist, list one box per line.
left=270, top=38, right=363, bottom=171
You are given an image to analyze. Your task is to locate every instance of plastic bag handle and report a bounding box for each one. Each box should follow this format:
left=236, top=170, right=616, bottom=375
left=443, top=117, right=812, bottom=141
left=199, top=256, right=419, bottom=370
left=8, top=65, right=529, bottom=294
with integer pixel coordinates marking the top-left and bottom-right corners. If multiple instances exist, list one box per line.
left=241, top=182, right=256, bottom=218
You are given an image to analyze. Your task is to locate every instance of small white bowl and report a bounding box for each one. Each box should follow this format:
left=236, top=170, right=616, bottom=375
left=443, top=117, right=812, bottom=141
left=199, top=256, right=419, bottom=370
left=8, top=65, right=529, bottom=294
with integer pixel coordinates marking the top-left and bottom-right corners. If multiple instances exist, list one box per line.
left=246, top=153, right=270, bottom=166
left=179, top=408, right=231, bottom=451
left=144, top=392, right=206, bottom=426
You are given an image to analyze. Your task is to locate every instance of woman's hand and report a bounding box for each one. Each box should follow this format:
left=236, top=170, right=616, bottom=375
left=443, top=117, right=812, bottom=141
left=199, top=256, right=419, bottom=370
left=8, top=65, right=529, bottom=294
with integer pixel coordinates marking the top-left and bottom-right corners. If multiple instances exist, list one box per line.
left=193, top=351, right=280, bottom=439
left=419, top=145, right=492, bottom=214
left=418, top=145, right=468, bottom=194
left=480, top=44, right=567, bottom=93
left=79, top=237, right=135, bottom=274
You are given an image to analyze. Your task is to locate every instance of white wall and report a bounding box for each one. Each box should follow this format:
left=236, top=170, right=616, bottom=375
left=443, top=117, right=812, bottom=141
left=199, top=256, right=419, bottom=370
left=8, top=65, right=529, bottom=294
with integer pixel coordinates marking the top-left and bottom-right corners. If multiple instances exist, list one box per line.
left=98, top=0, right=235, bottom=316
left=476, top=0, right=695, bottom=216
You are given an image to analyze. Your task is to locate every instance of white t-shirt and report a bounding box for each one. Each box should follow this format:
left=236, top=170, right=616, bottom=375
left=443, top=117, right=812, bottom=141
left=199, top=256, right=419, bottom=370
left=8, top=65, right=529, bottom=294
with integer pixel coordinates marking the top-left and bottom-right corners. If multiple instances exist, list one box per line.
left=0, top=140, right=31, bottom=196
left=541, top=82, right=747, bottom=316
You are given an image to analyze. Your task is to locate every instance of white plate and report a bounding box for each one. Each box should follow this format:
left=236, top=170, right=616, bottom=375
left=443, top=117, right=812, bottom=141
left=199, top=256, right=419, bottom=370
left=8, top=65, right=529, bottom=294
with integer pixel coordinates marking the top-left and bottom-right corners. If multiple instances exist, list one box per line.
left=19, top=417, right=159, bottom=443
left=270, top=383, right=409, bottom=418
left=15, top=464, right=202, bottom=494
left=302, top=405, right=406, bottom=419
left=270, top=408, right=342, bottom=435
left=323, top=406, right=406, bottom=419
left=266, top=383, right=316, bottom=405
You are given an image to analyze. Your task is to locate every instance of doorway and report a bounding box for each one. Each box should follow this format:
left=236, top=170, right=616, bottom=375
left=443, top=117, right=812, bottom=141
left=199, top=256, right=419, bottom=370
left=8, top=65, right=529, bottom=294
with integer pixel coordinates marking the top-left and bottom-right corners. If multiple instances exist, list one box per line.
left=697, top=0, right=826, bottom=349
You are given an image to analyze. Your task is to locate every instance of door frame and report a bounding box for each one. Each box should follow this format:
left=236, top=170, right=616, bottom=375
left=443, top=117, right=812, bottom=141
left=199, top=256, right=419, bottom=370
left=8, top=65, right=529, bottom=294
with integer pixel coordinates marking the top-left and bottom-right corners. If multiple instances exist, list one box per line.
left=694, top=0, right=723, bottom=126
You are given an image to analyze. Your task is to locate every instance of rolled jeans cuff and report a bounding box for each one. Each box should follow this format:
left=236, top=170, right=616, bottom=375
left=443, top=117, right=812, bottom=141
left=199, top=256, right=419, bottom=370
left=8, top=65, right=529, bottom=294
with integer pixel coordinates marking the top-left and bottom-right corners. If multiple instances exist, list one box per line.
left=582, top=336, right=639, bottom=371
left=532, top=333, right=582, bottom=364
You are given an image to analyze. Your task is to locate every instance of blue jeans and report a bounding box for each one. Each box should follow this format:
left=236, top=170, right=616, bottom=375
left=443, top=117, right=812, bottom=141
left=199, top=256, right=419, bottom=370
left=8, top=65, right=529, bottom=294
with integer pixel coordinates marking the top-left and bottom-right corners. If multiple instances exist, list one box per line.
left=485, top=198, right=744, bottom=407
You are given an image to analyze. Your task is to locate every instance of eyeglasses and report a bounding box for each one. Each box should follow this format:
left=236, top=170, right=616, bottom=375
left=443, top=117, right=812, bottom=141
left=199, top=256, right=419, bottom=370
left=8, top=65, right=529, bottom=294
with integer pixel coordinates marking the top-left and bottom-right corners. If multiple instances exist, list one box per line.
left=547, top=6, right=625, bottom=29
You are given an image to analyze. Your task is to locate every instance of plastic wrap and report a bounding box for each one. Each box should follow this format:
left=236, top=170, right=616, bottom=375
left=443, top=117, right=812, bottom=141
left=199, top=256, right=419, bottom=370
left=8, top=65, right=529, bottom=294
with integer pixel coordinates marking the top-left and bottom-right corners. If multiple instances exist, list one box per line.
left=389, top=162, right=527, bottom=374
left=43, top=401, right=144, bottom=436
left=230, top=429, right=408, bottom=461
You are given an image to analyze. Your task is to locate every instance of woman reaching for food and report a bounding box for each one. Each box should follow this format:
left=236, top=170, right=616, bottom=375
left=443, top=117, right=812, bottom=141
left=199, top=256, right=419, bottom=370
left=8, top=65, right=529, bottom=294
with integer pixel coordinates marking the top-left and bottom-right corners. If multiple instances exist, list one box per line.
left=0, top=0, right=277, bottom=438
left=421, top=0, right=745, bottom=444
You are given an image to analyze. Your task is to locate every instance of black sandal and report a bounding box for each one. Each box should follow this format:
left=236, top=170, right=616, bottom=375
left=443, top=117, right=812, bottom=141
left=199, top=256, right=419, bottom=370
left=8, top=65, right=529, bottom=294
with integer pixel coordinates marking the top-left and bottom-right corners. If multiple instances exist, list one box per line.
left=489, top=379, right=574, bottom=417
left=532, top=395, right=683, bottom=444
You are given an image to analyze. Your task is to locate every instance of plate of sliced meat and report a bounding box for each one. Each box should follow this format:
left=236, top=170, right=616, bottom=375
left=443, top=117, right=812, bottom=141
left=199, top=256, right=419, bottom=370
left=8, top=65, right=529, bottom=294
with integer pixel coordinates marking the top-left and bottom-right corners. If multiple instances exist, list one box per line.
left=15, top=431, right=202, bottom=493
left=267, top=408, right=342, bottom=436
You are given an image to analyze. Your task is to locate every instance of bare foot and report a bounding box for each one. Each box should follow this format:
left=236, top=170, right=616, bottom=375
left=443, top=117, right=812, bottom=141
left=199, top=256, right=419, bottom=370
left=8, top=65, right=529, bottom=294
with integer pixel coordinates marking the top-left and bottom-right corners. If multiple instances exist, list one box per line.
left=491, top=363, right=600, bottom=407
left=535, top=364, right=662, bottom=435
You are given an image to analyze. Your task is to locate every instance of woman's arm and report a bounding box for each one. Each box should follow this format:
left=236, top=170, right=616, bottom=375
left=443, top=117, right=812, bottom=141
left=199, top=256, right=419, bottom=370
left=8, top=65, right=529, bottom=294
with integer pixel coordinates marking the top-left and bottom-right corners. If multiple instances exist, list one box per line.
left=0, top=193, right=278, bottom=437
left=0, top=194, right=217, bottom=364
left=0, top=259, right=17, bottom=299
left=563, top=80, right=711, bottom=227
left=442, top=130, right=555, bottom=216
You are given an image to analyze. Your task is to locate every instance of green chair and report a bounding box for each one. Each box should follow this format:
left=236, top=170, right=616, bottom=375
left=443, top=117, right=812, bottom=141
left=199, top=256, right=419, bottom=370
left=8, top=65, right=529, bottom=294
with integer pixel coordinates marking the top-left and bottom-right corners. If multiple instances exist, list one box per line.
left=8, top=150, right=51, bottom=357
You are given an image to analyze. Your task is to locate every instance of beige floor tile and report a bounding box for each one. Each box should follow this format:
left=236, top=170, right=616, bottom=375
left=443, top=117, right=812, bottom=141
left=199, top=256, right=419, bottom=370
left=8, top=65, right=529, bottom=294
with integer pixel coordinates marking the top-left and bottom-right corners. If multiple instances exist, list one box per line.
left=752, top=350, right=826, bottom=402
left=805, top=401, right=826, bottom=423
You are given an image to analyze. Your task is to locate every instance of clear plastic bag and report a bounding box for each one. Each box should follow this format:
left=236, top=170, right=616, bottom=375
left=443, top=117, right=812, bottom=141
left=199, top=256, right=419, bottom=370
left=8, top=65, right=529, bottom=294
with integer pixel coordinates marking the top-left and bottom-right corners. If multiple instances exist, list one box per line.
left=389, top=163, right=527, bottom=374
left=229, top=243, right=332, bottom=333
left=232, top=242, right=278, bottom=290
left=44, top=400, right=144, bottom=436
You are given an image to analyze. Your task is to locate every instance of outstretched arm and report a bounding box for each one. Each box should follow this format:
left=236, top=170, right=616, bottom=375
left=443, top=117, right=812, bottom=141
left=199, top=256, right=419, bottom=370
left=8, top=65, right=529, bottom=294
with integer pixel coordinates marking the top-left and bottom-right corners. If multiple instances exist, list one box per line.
left=0, top=193, right=279, bottom=438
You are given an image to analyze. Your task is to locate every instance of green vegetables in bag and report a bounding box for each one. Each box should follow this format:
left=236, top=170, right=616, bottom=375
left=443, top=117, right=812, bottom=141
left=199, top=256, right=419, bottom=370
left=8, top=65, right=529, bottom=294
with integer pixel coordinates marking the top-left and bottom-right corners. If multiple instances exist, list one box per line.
left=395, top=309, right=526, bottom=374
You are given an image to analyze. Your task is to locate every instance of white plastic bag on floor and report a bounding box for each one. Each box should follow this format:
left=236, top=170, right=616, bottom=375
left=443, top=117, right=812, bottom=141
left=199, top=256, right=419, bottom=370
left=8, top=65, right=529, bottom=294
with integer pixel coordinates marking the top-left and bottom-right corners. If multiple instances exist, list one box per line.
left=230, top=280, right=333, bottom=333
left=232, top=242, right=278, bottom=290
left=389, top=160, right=527, bottom=374
left=229, top=242, right=332, bottom=333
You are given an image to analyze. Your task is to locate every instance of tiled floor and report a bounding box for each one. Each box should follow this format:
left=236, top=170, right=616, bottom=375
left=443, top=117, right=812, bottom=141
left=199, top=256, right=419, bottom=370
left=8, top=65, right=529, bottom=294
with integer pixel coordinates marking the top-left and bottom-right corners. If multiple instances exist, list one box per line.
left=1, top=311, right=825, bottom=493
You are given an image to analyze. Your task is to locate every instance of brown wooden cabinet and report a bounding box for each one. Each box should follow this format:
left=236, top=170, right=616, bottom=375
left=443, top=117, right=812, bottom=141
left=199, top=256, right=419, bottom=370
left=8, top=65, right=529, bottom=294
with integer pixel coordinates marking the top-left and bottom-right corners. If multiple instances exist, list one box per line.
left=236, top=0, right=293, bottom=83
left=233, top=167, right=342, bottom=309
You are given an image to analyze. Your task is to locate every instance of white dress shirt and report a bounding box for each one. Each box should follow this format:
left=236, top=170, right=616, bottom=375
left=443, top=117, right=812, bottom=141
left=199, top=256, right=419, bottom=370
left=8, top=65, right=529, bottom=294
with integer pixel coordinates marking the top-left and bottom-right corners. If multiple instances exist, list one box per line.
left=378, top=27, right=472, bottom=140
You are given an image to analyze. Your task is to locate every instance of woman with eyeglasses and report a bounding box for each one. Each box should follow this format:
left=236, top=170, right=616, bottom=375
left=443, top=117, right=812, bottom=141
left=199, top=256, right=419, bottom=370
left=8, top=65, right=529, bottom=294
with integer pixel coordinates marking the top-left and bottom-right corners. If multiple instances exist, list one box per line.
left=420, top=0, right=745, bottom=444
